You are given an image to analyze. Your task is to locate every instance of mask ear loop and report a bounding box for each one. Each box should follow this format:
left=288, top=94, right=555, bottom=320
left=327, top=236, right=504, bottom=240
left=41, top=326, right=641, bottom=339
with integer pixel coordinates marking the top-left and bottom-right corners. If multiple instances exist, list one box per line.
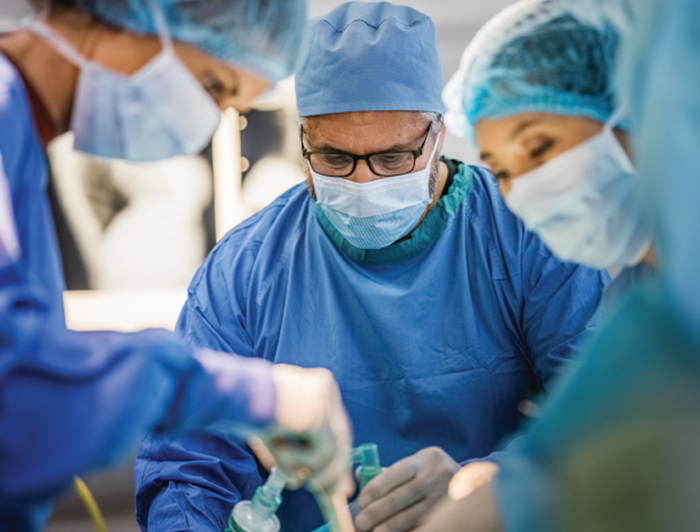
left=28, top=16, right=89, bottom=69
left=146, top=0, right=174, bottom=52
left=605, top=107, right=629, bottom=132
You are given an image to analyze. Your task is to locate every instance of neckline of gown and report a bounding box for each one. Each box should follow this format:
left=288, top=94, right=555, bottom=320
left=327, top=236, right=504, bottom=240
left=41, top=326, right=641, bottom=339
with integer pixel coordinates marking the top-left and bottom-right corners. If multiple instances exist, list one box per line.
left=314, top=162, right=473, bottom=266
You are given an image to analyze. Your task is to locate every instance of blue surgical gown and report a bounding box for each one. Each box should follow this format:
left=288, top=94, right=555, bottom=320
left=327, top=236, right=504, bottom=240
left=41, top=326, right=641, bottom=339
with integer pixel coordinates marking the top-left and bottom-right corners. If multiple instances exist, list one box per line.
left=135, top=161, right=608, bottom=532
left=0, top=54, right=274, bottom=531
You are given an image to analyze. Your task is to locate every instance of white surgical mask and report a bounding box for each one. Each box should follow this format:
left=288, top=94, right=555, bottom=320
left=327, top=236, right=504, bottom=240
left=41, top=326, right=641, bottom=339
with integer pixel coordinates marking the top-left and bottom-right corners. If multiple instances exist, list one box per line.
left=504, top=113, right=652, bottom=269
left=311, top=137, right=439, bottom=250
left=29, top=2, right=221, bottom=162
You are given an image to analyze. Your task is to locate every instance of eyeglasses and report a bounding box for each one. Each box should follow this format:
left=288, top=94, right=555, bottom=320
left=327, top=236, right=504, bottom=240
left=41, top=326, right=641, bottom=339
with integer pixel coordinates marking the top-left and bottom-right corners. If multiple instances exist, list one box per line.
left=301, top=125, right=432, bottom=178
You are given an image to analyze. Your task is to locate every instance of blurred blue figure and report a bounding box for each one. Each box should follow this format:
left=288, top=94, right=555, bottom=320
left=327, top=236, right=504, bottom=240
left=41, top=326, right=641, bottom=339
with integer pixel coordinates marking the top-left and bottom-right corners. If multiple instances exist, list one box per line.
left=135, top=3, right=608, bottom=532
left=0, top=0, right=354, bottom=530
left=414, top=1, right=700, bottom=531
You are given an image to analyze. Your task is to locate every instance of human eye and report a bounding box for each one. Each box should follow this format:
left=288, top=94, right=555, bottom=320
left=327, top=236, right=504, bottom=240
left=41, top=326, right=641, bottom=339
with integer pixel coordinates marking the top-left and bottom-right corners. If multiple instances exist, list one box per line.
left=529, top=138, right=554, bottom=159
left=372, top=152, right=412, bottom=172
left=493, top=168, right=511, bottom=181
left=203, top=75, right=226, bottom=98
left=310, top=153, right=354, bottom=175
left=318, top=153, right=352, bottom=168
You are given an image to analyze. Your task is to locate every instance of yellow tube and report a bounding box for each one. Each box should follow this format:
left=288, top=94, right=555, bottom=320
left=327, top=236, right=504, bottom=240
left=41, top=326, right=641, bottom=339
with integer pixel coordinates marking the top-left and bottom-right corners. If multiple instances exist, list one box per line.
left=73, top=476, right=109, bottom=532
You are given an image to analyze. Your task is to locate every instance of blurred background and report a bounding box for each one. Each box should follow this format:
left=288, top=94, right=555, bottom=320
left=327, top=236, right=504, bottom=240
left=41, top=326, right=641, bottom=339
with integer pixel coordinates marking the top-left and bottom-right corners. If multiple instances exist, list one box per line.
left=0, top=0, right=516, bottom=530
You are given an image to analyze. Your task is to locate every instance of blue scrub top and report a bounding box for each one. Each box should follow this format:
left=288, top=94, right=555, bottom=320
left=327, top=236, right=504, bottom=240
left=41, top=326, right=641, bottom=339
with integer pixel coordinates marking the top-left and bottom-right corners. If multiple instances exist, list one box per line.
left=0, top=54, right=274, bottom=531
left=135, top=162, right=608, bottom=532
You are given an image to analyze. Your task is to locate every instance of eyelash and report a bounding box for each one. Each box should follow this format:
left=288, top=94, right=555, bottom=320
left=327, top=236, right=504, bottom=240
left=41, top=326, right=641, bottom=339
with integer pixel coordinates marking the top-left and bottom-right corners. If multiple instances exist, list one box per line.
left=204, top=77, right=225, bottom=95
left=530, top=139, right=553, bottom=158
left=494, top=169, right=510, bottom=181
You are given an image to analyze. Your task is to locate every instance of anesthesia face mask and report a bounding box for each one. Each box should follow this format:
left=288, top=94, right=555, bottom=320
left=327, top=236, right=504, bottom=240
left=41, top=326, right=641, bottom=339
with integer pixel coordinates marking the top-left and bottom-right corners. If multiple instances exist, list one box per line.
left=29, top=1, right=221, bottom=162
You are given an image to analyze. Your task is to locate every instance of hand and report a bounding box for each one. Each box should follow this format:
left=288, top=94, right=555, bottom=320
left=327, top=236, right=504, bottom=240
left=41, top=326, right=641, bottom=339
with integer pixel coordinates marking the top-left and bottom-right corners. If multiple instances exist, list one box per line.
left=413, top=481, right=503, bottom=532
left=354, top=446, right=460, bottom=532
left=252, top=364, right=354, bottom=498
left=448, top=462, right=499, bottom=500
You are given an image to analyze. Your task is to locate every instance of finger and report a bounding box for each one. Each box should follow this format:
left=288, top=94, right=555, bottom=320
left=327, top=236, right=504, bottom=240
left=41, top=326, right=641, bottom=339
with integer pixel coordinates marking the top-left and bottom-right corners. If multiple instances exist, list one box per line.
left=374, top=496, right=436, bottom=532
left=248, top=436, right=276, bottom=471
left=357, top=457, right=418, bottom=507
left=355, top=478, right=426, bottom=531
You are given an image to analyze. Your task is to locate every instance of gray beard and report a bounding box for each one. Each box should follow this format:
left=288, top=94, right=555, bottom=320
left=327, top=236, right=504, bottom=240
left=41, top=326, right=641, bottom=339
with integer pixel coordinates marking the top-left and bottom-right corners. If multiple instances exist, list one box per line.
left=306, top=154, right=442, bottom=201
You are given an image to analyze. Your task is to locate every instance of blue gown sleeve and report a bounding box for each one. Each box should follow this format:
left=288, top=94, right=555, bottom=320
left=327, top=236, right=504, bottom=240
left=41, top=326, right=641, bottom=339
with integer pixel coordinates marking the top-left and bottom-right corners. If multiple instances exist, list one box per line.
left=136, top=235, right=268, bottom=532
left=517, top=228, right=609, bottom=391
left=0, top=259, right=275, bottom=512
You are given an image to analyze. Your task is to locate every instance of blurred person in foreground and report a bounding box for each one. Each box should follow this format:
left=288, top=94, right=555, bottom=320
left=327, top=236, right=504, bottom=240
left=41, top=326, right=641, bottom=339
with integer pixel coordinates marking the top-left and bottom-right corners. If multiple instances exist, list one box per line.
left=134, top=3, right=609, bottom=532
left=0, top=0, right=353, bottom=530
left=415, top=0, right=700, bottom=530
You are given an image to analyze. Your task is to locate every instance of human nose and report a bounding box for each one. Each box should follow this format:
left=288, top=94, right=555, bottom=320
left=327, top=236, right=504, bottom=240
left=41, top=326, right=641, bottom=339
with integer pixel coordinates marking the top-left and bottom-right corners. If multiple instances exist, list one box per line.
left=349, top=159, right=376, bottom=183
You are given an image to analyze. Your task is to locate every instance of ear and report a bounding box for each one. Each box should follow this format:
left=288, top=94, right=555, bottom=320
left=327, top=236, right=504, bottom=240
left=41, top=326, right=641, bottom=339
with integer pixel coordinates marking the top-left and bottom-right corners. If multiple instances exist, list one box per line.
left=437, top=121, right=447, bottom=154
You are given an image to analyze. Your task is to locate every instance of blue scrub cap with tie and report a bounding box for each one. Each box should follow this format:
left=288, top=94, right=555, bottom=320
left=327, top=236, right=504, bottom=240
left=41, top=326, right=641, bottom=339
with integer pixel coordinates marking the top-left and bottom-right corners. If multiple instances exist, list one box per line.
left=295, top=1, right=446, bottom=117
left=67, top=0, right=306, bottom=83
left=444, top=0, right=623, bottom=140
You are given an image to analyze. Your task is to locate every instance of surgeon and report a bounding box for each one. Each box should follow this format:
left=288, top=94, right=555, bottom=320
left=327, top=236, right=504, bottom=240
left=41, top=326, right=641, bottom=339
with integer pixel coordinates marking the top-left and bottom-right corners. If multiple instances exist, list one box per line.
left=443, top=0, right=654, bottom=304
left=134, top=3, right=608, bottom=532
left=0, top=1, right=353, bottom=530
left=414, top=0, right=700, bottom=531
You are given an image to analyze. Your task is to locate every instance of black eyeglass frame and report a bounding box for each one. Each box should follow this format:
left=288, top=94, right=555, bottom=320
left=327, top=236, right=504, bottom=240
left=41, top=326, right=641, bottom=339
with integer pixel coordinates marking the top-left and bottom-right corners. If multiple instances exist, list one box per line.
left=300, top=124, right=433, bottom=178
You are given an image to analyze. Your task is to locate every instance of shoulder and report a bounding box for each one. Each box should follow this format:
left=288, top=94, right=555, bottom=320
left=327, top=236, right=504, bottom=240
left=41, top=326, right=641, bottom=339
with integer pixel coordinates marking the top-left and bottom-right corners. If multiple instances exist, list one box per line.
left=456, top=163, right=526, bottom=250
left=191, top=183, right=312, bottom=282
left=0, top=55, right=30, bottom=130
left=0, top=55, right=41, bottom=184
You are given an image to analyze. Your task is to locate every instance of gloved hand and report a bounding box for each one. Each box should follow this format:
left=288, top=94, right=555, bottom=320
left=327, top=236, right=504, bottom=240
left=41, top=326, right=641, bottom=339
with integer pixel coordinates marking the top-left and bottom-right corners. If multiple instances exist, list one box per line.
left=250, top=364, right=355, bottom=499
left=354, top=446, right=460, bottom=532
left=448, top=461, right=499, bottom=501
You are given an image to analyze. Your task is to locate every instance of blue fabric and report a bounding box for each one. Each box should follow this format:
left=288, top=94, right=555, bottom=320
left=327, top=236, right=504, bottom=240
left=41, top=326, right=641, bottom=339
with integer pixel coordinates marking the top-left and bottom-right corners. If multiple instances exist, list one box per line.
left=498, top=285, right=700, bottom=532
left=622, top=0, right=700, bottom=344
left=135, top=163, right=608, bottom=532
left=496, top=1, right=700, bottom=530
left=0, top=54, right=274, bottom=531
left=295, top=2, right=445, bottom=117
left=72, top=0, right=306, bottom=82
left=603, top=261, right=653, bottom=313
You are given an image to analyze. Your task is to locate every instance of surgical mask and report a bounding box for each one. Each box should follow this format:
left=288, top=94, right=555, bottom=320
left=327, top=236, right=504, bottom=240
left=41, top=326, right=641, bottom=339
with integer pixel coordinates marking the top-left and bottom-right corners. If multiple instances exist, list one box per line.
left=29, top=2, right=221, bottom=162
left=504, top=113, right=652, bottom=269
left=311, top=137, right=439, bottom=250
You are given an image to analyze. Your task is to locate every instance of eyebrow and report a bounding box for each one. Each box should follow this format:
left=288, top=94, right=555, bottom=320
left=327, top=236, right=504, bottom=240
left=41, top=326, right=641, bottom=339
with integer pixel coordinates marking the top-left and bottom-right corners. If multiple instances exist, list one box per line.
left=509, top=119, right=541, bottom=140
left=304, top=132, right=426, bottom=154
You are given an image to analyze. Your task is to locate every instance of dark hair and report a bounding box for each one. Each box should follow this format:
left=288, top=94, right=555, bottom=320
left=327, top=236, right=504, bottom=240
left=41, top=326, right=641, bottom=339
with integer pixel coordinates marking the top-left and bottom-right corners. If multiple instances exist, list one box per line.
left=29, top=0, right=78, bottom=11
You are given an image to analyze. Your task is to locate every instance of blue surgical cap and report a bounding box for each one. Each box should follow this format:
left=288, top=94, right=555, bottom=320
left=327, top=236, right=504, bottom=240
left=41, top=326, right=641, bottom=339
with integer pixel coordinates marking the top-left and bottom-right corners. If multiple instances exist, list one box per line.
left=295, top=1, right=445, bottom=117
left=71, top=0, right=306, bottom=82
left=444, top=0, right=622, bottom=139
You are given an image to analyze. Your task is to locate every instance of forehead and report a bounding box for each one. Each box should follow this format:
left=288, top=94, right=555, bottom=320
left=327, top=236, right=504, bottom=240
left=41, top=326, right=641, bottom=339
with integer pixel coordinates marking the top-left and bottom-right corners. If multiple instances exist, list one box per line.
left=303, top=111, right=429, bottom=151
left=475, top=112, right=604, bottom=147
